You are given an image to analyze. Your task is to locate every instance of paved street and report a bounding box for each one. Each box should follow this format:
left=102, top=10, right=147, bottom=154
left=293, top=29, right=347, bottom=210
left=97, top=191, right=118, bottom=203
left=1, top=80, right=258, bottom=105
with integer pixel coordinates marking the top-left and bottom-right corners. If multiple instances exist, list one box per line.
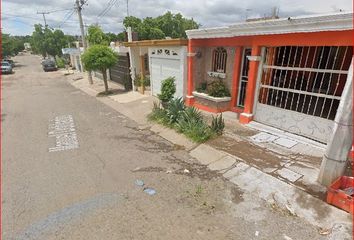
left=2, top=54, right=326, bottom=240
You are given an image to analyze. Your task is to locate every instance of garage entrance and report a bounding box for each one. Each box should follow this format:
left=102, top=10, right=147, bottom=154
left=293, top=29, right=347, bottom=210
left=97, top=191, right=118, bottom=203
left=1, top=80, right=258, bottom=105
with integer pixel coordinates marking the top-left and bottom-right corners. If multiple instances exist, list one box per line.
left=150, top=47, right=186, bottom=98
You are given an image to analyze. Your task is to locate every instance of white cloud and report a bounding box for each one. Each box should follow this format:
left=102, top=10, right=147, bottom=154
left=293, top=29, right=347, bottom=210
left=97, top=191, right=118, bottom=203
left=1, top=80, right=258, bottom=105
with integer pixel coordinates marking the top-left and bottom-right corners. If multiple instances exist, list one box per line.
left=2, top=0, right=352, bottom=36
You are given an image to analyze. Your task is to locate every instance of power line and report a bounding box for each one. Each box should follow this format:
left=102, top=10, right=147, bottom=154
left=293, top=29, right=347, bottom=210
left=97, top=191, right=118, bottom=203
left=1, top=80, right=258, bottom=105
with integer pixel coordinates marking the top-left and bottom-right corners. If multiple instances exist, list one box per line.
left=58, top=9, right=76, bottom=28
left=97, top=0, right=118, bottom=19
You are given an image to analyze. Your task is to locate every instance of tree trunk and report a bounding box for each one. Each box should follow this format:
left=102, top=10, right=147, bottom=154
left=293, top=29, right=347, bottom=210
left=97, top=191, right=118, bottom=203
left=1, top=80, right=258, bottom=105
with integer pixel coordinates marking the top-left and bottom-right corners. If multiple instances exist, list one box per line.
left=102, top=69, right=109, bottom=93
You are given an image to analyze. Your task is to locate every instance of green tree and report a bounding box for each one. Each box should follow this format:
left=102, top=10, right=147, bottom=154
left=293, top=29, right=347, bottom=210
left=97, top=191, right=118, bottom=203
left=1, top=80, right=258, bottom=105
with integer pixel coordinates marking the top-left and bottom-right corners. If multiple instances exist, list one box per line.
left=105, top=32, right=118, bottom=43
left=121, top=12, right=199, bottom=40
left=2, top=34, right=28, bottom=57
left=30, top=24, right=69, bottom=57
left=117, top=32, right=126, bottom=42
left=123, top=16, right=142, bottom=31
left=81, top=45, right=118, bottom=93
left=87, top=25, right=108, bottom=46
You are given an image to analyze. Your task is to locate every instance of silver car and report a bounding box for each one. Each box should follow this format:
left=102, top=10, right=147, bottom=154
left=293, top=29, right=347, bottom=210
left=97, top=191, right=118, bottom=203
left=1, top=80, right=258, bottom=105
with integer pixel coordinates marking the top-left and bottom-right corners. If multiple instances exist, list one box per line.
left=1, top=61, right=13, bottom=74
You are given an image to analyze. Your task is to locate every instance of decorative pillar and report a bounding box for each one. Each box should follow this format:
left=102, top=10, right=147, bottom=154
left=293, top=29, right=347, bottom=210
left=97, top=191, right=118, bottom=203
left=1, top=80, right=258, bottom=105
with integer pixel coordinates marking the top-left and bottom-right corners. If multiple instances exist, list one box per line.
left=185, top=39, right=195, bottom=106
left=230, top=47, right=243, bottom=109
left=239, top=46, right=262, bottom=124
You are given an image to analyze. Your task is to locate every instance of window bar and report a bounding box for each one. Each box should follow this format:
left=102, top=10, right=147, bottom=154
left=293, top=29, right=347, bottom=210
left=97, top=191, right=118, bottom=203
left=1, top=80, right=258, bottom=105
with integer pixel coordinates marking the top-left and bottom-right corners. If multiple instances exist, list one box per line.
left=212, top=50, right=215, bottom=72
left=325, top=46, right=349, bottom=119
left=278, top=46, right=294, bottom=108
left=261, top=48, right=274, bottom=104
left=283, top=46, right=301, bottom=109
left=305, top=46, right=326, bottom=115
left=216, top=49, right=221, bottom=72
left=267, top=47, right=282, bottom=105
left=312, top=46, right=334, bottom=116
left=269, top=46, right=287, bottom=106
left=319, top=46, right=340, bottom=118
left=222, top=52, right=226, bottom=73
left=301, top=46, right=319, bottom=113
left=291, top=47, right=311, bottom=112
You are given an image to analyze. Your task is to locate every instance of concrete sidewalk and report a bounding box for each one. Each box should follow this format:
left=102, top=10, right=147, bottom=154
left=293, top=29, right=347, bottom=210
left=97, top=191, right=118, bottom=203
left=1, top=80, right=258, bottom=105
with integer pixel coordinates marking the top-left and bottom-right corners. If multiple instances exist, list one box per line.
left=65, top=71, right=352, bottom=239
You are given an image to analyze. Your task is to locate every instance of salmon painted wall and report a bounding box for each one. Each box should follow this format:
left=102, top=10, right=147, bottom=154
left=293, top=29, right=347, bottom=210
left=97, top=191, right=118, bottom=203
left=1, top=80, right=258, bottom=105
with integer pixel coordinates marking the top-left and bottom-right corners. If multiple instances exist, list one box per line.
left=188, top=29, right=353, bottom=118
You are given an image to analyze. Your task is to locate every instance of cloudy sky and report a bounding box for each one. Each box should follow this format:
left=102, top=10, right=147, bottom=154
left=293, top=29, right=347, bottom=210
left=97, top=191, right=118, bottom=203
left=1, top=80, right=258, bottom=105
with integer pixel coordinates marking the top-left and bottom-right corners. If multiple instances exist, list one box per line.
left=2, top=0, right=352, bottom=36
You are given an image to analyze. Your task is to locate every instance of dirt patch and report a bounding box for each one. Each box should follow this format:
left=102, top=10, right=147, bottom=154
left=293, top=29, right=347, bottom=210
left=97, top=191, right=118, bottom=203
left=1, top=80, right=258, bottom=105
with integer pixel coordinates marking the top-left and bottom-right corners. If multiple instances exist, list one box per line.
left=208, top=136, right=284, bottom=169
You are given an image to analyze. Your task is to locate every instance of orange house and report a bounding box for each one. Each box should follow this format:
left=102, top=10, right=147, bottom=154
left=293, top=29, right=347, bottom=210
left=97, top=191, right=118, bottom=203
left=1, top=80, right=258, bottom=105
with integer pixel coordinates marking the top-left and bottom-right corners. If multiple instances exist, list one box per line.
left=185, top=12, right=353, bottom=143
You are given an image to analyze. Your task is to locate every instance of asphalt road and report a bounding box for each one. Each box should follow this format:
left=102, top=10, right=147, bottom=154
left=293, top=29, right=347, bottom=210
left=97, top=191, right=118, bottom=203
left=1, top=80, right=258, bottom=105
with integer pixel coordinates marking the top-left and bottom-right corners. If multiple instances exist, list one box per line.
left=2, top=54, right=326, bottom=240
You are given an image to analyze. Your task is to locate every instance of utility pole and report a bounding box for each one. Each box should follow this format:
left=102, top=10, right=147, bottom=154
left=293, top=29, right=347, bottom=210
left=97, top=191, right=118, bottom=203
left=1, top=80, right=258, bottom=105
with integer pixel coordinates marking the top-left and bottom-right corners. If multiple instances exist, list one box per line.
left=37, top=11, right=49, bottom=27
left=126, top=0, right=129, bottom=16
left=75, top=0, right=93, bottom=84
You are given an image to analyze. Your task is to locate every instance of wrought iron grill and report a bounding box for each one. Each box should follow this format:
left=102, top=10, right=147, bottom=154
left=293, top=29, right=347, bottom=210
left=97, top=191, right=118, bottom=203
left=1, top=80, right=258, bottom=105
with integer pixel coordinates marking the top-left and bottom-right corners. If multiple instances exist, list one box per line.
left=258, top=46, right=352, bottom=120
left=211, top=47, right=227, bottom=73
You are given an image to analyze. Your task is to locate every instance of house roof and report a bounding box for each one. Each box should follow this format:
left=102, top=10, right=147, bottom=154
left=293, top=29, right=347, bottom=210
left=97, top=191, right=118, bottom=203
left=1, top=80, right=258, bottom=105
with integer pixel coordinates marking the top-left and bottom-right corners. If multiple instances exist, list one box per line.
left=186, top=12, right=353, bottom=39
left=123, top=38, right=188, bottom=47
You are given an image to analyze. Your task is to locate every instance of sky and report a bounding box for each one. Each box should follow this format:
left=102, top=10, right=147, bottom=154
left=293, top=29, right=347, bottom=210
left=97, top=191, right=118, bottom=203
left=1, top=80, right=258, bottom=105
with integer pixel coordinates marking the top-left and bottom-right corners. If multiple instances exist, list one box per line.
left=2, top=0, right=352, bottom=36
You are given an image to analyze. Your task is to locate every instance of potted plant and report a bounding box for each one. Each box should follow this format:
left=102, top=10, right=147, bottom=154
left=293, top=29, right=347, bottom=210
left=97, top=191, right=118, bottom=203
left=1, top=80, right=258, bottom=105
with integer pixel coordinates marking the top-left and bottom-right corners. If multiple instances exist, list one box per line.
left=158, top=77, right=176, bottom=108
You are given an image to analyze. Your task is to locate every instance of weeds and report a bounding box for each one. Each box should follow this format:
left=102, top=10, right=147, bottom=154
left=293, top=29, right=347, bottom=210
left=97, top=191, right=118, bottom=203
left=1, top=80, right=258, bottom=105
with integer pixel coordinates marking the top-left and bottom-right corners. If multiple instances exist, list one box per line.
left=211, top=114, right=225, bottom=135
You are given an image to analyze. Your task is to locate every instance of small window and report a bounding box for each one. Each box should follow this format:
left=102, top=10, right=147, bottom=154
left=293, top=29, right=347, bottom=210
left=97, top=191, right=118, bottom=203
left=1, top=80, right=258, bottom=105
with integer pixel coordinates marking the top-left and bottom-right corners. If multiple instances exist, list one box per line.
left=211, top=47, right=227, bottom=73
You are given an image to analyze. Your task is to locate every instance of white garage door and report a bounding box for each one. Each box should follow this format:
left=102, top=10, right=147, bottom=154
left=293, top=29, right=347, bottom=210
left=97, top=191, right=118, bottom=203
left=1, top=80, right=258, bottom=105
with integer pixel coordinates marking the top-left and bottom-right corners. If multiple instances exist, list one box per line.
left=150, top=47, right=185, bottom=98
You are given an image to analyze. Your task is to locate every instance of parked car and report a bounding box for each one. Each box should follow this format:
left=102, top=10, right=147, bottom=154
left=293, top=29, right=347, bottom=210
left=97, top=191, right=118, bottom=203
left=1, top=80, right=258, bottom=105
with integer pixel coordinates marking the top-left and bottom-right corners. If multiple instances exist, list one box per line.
left=42, top=59, right=57, bottom=72
left=3, top=59, right=15, bottom=68
left=1, top=61, right=13, bottom=74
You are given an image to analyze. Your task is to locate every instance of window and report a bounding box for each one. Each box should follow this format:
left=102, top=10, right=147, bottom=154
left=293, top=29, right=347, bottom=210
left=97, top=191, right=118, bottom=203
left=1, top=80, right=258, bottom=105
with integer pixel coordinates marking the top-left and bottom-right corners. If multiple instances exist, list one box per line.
left=211, top=47, right=227, bottom=73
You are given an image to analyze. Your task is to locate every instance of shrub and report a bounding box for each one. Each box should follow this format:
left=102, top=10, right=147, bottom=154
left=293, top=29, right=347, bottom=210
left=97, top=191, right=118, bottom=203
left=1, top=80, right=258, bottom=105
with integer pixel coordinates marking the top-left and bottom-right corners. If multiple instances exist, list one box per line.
left=207, top=80, right=230, bottom=97
left=158, top=77, right=176, bottom=102
left=196, top=82, right=207, bottom=93
left=176, top=119, right=213, bottom=143
left=144, top=76, right=151, bottom=87
left=211, top=114, right=225, bottom=135
left=176, top=106, right=213, bottom=142
left=166, top=97, right=185, bottom=124
left=56, top=57, right=66, bottom=68
left=178, top=107, right=203, bottom=124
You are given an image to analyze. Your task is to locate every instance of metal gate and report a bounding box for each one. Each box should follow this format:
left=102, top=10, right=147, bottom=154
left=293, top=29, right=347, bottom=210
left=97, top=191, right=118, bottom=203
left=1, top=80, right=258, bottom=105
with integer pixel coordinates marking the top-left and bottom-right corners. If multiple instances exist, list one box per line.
left=254, top=46, right=352, bottom=143
left=110, top=54, right=132, bottom=90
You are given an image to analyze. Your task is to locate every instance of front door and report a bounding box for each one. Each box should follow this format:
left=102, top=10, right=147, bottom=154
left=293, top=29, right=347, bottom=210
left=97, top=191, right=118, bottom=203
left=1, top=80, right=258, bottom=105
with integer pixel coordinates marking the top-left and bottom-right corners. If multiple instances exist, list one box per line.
left=237, top=48, right=252, bottom=107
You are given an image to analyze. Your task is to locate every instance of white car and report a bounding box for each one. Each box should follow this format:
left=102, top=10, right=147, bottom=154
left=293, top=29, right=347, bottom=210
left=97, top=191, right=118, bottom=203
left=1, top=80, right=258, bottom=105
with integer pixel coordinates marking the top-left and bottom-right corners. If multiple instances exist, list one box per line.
left=1, top=61, right=13, bottom=74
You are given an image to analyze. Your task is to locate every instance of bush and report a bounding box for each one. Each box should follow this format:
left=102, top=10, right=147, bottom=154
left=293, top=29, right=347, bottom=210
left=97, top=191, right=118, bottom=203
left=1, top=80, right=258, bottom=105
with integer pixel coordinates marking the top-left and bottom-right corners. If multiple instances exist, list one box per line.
left=56, top=57, right=66, bottom=68
left=148, top=98, right=225, bottom=143
left=196, top=82, right=207, bottom=93
left=166, top=97, right=185, bottom=124
left=176, top=106, right=213, bottom=143
left=176, top=118, right=214, bottom=143
left=207, top=80, right=230, bottom=97
left=211, top=114, right=225, bottom=135
left=158, top=77, right=176, bottom=103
